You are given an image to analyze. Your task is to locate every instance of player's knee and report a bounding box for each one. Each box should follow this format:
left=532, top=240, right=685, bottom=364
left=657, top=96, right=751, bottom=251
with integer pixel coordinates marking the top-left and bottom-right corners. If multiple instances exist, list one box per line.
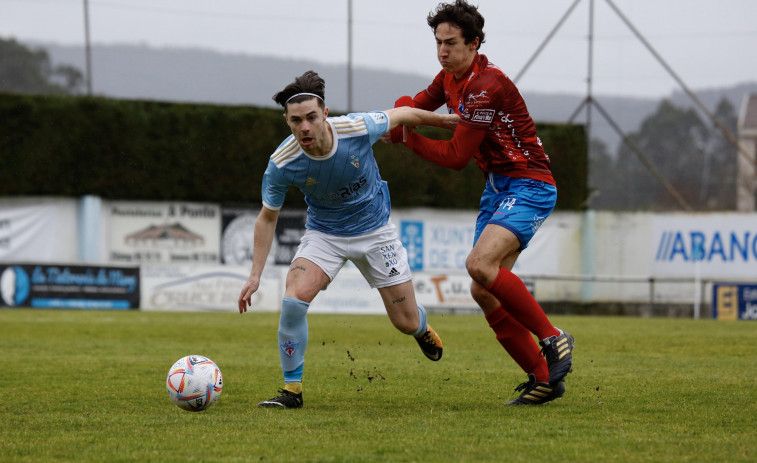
left=465, top=254, right=488, bottom=284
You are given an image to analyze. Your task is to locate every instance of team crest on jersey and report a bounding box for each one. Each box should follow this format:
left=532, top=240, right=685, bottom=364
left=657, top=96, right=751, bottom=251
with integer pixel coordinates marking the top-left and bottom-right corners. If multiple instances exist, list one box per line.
left=306, top=177, right=318, bottom=186
left=280, top=340, right=300, bottom=358
left=368, top=112, right=387, bottom=124
left=350, top=155, right=359, bottom=168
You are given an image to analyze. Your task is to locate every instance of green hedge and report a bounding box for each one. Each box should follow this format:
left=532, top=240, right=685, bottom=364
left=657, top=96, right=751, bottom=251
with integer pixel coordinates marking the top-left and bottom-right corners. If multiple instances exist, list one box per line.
left=0, top=93, right=587, bottom=209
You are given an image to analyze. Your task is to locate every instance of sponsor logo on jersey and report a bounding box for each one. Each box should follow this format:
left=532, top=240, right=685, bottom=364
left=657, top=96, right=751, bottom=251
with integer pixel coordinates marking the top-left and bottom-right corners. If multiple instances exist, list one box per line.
left=323, top=176, right=368, bottom=202
left=471, top=109, right=495, bottom=123
left=466, top=90, right=490, bottom=105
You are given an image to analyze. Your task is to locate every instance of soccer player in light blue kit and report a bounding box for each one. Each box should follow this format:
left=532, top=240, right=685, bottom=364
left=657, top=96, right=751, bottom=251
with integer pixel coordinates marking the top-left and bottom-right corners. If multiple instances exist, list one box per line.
left=237, top=70, right=458, bottom=408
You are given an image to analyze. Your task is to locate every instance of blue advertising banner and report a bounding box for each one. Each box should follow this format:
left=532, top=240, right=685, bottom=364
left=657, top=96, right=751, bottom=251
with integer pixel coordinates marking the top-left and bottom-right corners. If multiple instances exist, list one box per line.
left=653, top=215, right=757, bottom=277
left=712, top=283, right=757, bottom=320
left=0, top=263, right=140, bottom=309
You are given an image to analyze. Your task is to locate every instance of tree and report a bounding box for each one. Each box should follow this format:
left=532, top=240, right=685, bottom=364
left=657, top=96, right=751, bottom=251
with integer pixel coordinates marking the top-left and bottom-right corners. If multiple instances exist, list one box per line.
left=586, top=137, right=616, bottom=209
left=700, top=99, right=738, bottom=209
left=597, top=98, right=740, bottom=211
left=0, top=37, right=83, bottom=95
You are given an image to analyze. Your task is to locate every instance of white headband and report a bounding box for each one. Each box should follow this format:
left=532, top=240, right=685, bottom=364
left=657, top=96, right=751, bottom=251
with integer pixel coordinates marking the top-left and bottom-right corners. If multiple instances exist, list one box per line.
left=285, top=92, right=324, bottom=104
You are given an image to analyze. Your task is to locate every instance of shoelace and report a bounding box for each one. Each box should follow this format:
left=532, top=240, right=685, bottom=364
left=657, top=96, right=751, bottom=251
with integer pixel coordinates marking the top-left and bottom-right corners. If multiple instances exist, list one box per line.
left=513, top=377, right=536, bottom=393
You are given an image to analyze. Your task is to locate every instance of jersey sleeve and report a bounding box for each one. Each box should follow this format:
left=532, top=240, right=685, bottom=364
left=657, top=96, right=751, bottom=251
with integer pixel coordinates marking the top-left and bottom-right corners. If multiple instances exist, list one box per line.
left=415, top=72, right=447, bottom=111
left=363, top=111, right=390, bottom=145
left=261, top=159, right=289, bottom=210
left=404, top=123, right=487, bottom=170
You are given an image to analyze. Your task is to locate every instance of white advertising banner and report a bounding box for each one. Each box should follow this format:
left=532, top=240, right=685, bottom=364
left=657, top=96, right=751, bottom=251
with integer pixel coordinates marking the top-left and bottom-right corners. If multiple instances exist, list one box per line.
left=105, top=201, right=221, bottom=264
left=391, top=209, right=559, bottom=275
left=140, top=265, right=280, bottom=312
left=512, top=216, right=561, bottom=275
left=220, top=207, right=307, bottom=267
left=393, top=210, right=477, bottom=272
left=0, top=197, right=78, bottom=262
left=308, top=266, right=385, bottom=314
left=652, top=214, right=757, bottom=278
left=308, top=266, right=479, bottom=314
left=412, top=272, right=478, bottom=310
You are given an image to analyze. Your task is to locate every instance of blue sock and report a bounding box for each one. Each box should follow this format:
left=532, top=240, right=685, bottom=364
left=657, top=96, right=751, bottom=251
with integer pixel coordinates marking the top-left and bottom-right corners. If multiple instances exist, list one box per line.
left=412, top=304, right=428, bottom=337
left=279, top=297, right=309, bottom=383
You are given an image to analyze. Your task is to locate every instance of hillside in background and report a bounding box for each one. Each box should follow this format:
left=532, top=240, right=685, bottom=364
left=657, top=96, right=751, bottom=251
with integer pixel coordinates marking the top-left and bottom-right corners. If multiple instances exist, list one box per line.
left=37, top=42, right=757, bottom=155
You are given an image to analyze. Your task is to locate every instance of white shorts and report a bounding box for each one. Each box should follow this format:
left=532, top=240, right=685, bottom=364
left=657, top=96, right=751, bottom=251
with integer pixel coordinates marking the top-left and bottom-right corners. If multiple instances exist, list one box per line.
left=292, top=222, right=412, bottom=289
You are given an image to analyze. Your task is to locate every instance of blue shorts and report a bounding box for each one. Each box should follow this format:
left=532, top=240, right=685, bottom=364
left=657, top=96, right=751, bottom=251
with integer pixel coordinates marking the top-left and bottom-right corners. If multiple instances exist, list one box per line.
left=474, top=174, right=557, bottom=251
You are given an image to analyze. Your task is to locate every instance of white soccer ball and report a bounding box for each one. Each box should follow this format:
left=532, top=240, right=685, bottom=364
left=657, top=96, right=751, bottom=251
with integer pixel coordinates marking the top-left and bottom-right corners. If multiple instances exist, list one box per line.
left=166, top=355, right=223, bottom=412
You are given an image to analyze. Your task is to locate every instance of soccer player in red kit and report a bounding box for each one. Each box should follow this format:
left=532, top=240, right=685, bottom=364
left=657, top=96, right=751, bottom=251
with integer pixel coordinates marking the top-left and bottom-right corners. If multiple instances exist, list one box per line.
left=388, top=0, right=575, bottom=405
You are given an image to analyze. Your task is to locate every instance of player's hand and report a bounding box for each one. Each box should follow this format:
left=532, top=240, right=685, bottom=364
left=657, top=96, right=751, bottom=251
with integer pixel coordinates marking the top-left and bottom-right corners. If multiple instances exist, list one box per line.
left=391, top=125, right=412, bottom=143
left=394, top=95, right=415, bottom=108
left=237, top=276, right=260, bottom=313
left=380, top=125, right=415, bottom=144
left=381, top=96, right=416, bottom=144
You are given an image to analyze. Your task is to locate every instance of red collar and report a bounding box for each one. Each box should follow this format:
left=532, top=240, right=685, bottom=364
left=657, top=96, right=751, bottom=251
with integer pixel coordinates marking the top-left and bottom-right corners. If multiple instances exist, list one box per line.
left=453, top=53, right=483, bottom=83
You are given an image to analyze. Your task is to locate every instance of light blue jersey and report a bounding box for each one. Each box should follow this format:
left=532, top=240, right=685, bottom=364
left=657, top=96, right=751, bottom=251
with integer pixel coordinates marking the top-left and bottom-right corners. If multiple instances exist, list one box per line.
left=262, top=112, right=392, bottom=236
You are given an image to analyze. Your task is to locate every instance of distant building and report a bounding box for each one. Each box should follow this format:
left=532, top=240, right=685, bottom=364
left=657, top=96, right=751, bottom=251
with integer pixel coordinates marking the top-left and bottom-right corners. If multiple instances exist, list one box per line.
left=737, top=94, right=757, bottom=211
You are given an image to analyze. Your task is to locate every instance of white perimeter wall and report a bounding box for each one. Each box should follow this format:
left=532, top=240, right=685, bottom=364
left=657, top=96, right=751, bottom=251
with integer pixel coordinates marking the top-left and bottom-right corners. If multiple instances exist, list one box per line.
left=1, top=197, right=755, bottom=312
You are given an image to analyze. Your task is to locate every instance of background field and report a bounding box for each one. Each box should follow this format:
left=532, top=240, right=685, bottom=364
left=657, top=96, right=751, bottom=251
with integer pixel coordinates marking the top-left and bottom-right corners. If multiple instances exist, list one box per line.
left=1, top=309, right=755, bottom=462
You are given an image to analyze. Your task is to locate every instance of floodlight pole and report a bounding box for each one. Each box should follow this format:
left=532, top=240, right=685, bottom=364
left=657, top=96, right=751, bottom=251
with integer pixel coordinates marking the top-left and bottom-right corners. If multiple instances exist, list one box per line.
left=347, top=0, right=353, bottom=113
left=585, top=0, right=594, bottom=146
left=83, top=0, right=93, bottom=95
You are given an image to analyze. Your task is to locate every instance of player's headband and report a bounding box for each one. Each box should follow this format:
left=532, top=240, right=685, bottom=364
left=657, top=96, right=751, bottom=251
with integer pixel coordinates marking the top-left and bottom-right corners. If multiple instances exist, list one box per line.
left=285, top=92, right=324, bottom=104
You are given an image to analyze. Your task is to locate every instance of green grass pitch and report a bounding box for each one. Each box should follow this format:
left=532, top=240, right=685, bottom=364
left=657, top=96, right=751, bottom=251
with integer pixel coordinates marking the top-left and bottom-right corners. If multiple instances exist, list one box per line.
left=1, top=308, right=755, bottom=462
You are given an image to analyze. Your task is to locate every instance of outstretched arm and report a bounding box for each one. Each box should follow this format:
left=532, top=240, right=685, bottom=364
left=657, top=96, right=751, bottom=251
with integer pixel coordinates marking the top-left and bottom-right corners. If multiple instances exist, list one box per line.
left=403, top=123, right=488, bottom=171
left=237, top=206, right=279, bottom=313
left=384, top=106, right=459, bottom=132
left=384, top=95, right=486, bottom=170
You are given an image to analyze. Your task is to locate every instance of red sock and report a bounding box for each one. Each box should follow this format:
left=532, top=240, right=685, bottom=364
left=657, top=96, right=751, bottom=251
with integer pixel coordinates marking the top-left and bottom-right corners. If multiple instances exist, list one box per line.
left=485, top=307, right=549, bottom=383
left=485, top=267, right=560, bottom=341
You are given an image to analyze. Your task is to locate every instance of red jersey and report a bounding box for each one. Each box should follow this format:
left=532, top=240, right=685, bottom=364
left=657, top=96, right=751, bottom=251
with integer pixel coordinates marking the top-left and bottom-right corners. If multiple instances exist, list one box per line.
left=414, top=54, right=554, bottom=185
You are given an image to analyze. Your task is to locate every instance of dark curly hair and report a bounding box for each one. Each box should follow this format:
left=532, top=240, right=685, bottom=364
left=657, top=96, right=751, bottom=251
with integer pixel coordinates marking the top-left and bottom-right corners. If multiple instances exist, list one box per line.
left=272, top=70, right=326, bottom=111
left=427, top=0, right=486, bottom=50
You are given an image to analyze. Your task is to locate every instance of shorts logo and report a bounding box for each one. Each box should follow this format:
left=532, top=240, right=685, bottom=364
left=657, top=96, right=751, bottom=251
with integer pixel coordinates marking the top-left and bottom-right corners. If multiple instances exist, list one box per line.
left=531, top=215, right=546, bottom=233
left=501, top=197, right=517, bottom=210
left=280, top=340, right=299, bottom=358
left=471, top=109, right=495, bottom=123
left=388, top=267, right=400, bottom=277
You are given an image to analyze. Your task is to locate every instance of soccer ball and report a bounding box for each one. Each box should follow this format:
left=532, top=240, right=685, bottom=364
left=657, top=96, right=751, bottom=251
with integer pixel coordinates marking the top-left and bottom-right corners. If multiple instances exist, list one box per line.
left=166, top=355, right=223, bottom=412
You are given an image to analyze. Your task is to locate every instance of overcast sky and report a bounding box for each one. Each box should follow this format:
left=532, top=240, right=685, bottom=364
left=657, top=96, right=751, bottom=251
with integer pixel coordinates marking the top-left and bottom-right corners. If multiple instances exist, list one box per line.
left=2, top=0, right=756, bottom=98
